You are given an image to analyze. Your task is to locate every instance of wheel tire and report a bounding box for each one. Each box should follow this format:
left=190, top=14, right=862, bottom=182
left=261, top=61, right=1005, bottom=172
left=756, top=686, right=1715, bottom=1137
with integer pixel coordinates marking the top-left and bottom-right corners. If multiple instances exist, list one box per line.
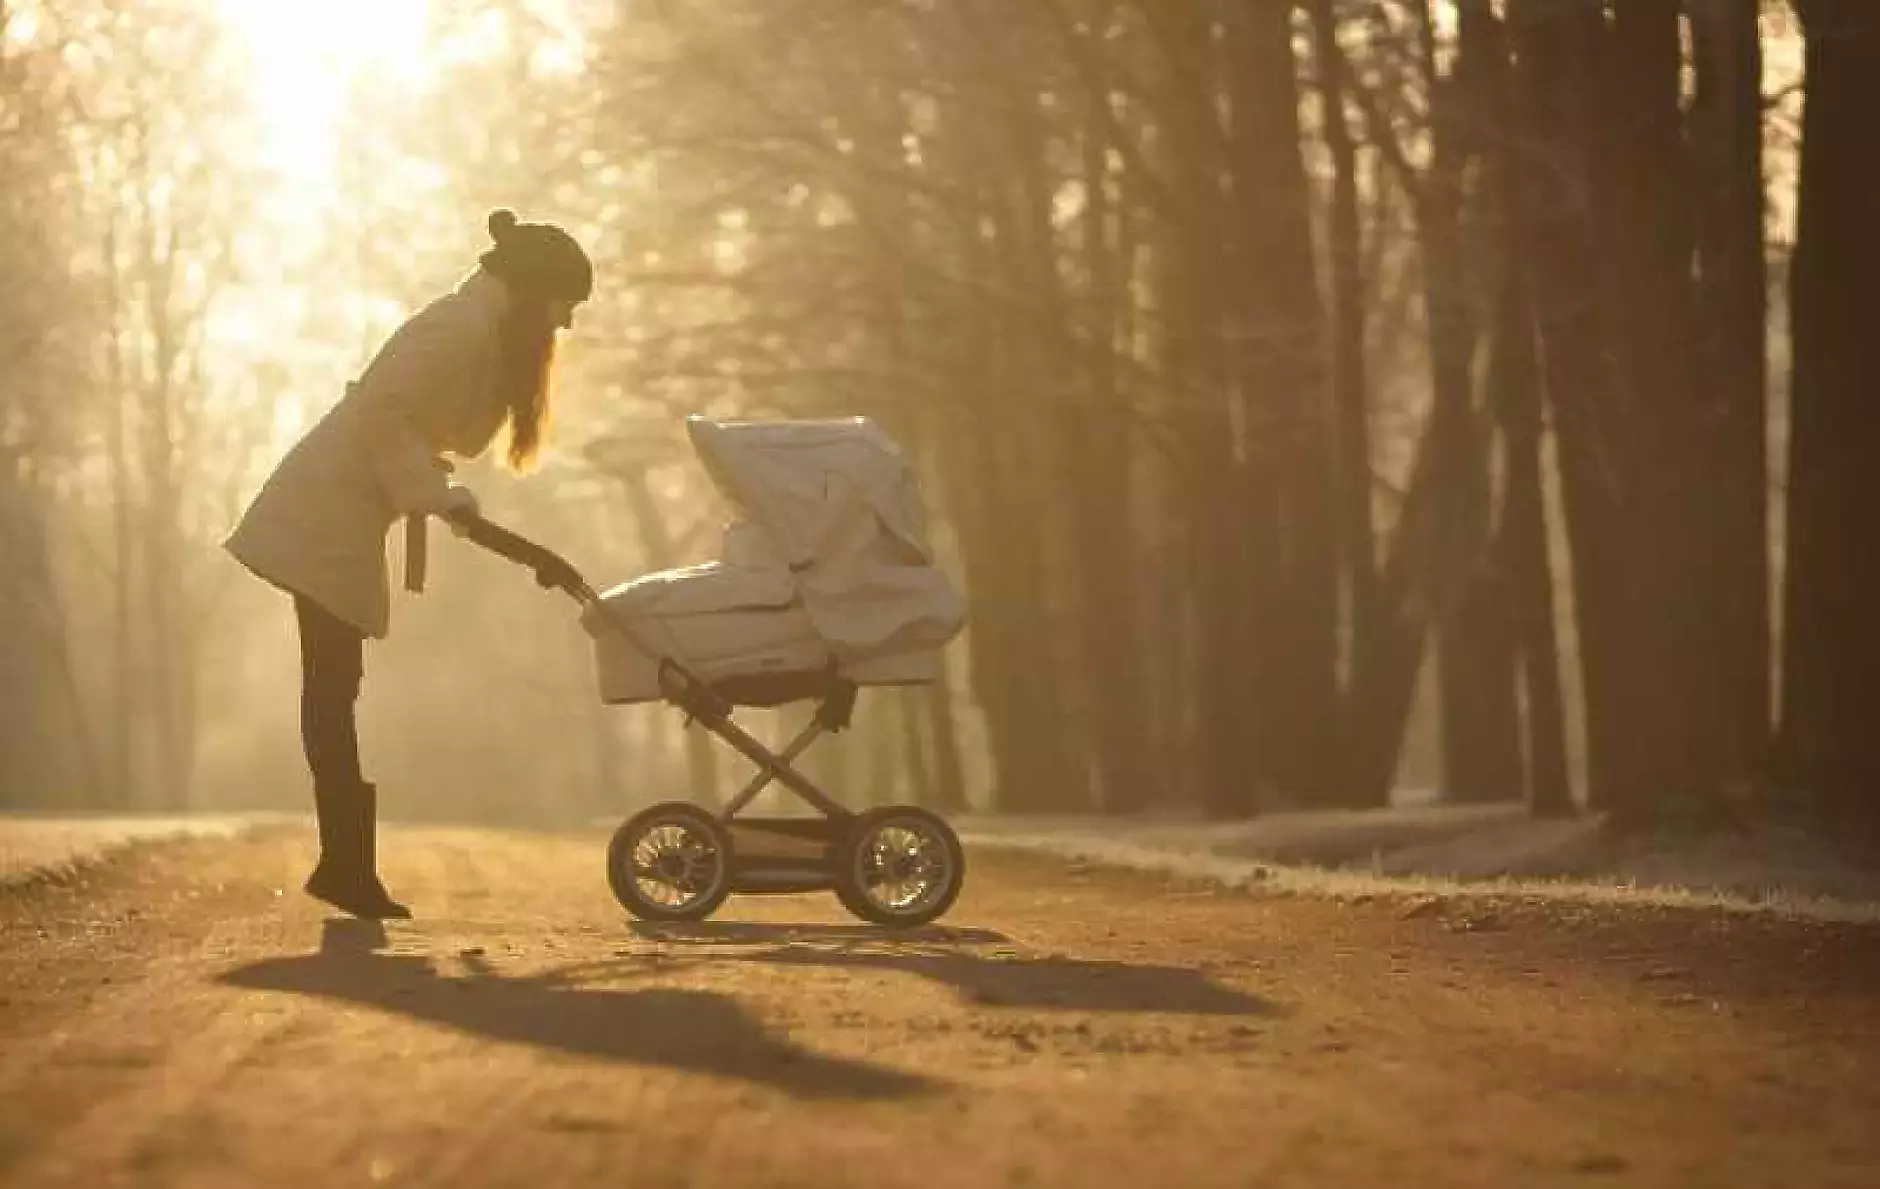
left=606, top=801, right=734, bottom=922
left=833, top=805, right=966, bottom=928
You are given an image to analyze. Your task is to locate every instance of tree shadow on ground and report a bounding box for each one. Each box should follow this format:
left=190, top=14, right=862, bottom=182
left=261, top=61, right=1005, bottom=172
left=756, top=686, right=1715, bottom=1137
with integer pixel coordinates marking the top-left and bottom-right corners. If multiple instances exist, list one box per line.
left=618, top=920, right=1279, bottom=1016
left=215, top=919, right=937, bottom=1100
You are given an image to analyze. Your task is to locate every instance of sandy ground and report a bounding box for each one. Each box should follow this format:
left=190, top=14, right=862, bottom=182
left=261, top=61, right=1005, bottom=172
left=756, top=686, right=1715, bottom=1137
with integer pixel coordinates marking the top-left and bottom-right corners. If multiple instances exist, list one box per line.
left=2, top=824, right=1877, bottom=1189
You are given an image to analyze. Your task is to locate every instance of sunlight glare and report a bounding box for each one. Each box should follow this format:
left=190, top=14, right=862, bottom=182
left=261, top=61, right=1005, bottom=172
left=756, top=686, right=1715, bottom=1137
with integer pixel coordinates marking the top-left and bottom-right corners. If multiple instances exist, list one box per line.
left=216, top=0, right=433, bottom=186
left=3, top=8, right=38, bottom=47
left=205, top=1, right=437, bottom=446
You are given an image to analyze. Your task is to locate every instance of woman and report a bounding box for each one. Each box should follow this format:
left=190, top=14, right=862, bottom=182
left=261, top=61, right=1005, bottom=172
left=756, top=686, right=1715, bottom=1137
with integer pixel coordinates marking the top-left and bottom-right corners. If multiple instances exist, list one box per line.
left=227, top=209, right=592, bottom=920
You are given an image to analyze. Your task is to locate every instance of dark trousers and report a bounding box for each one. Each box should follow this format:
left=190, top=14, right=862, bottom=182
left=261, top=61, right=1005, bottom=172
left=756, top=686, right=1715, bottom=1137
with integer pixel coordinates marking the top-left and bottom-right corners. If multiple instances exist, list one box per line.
left=294, top=593, right=365, bottom=791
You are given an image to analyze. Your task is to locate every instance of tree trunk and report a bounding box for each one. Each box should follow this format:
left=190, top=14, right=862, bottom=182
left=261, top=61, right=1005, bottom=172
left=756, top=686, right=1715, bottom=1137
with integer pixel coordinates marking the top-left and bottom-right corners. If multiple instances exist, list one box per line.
left=863, top=697, right=898, bottom=807
left=1775, top=0, right=1880, bottom=829
left=1687, top=0, right=1771, bottom=791
left=1488, top=255, right=1573, bottom=819
left=897, top=691, right=936, bottom=810
left=1223, top=0, right=1340, bottom=807
left=923, top=678, right=968, bottom=814
left=1070, top=103, right=1154, bottom=815
left=1423, top=0, right=1523, bottom=806
left=1471, top=0, right=1572, bottom=818
left=1307, top=0, right=1390, bottom=809
left=0, top=464, right=64, bottom=806
left=1599, top=2, right=1716, bottom=822
left=1140, top=3, right=1256, bottom=817
left=1505, top=0, right=1639, bottom=817
left=105, top=218, right=139, bottom=811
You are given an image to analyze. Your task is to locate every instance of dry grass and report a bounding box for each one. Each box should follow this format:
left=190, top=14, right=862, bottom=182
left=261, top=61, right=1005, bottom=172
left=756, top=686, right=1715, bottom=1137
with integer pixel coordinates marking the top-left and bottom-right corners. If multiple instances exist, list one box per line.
left=960, top=825, right=1880, bottom=926
left=0, top=814, right=272, bottom=886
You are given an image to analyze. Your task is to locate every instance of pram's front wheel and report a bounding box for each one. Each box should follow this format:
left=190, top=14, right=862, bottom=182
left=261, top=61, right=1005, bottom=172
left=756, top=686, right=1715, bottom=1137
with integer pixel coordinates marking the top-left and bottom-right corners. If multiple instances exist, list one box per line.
left=834, top=805, right=965, bottom=928
left=607, top=802, right=734, bottom=921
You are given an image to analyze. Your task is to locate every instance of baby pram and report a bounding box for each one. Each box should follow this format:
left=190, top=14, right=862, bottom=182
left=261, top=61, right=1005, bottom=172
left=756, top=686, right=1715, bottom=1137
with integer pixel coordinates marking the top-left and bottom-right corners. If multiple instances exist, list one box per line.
left=453, top=415, right=969, bottom=927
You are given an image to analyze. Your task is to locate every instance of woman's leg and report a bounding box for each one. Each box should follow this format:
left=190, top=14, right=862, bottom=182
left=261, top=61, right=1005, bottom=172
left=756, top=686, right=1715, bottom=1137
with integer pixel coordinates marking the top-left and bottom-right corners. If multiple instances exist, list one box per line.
left=293, top=593, right=408, bottom=918
left=293, top=593, right=365, bottom=791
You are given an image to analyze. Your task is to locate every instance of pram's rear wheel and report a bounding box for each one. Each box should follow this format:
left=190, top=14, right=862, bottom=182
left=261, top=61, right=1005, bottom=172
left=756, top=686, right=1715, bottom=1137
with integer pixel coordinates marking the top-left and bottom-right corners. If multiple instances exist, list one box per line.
left=607, top=801, right=734, bottom=922
left=833, top=805, right=965, bottom=928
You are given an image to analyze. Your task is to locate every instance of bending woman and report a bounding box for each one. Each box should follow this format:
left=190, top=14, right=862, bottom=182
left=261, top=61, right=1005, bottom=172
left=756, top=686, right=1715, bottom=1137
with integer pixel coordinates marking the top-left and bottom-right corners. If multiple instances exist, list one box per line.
left=227, top=209, right=592, bottom=919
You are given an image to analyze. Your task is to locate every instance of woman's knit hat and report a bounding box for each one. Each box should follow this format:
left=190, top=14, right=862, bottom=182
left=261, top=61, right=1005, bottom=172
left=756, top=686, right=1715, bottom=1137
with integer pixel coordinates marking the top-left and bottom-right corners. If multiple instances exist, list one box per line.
left=479, top=209, right=593, bottom=304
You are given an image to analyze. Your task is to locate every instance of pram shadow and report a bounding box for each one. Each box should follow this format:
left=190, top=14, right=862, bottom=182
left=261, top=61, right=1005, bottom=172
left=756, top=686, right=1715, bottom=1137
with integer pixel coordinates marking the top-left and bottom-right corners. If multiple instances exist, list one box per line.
left=622, top=921, right=1276, bottom=1017
left=628, top=920, right=1012, bottom=946
left=214, top=919, right=937, bottom=1101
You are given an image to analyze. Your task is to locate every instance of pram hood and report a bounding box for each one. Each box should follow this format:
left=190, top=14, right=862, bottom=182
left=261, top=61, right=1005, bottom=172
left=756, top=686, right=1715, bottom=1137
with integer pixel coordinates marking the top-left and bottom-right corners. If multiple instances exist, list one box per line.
left=594, top=417, right=964, bottom=665
left=686, top=416, right=934, bottom=570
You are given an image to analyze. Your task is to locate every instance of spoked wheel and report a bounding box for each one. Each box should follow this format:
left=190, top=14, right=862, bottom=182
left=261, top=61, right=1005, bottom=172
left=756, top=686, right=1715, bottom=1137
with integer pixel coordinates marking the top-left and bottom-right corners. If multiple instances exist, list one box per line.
left=834, top=805, right=966, bottom=928
left=607, top=801, right=734, bottom=922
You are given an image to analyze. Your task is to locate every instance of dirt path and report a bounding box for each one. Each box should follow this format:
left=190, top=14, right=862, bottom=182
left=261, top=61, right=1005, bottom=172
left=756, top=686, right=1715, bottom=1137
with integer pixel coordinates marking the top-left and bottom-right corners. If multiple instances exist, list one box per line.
left=2, top=825, right=1876, bottom=1189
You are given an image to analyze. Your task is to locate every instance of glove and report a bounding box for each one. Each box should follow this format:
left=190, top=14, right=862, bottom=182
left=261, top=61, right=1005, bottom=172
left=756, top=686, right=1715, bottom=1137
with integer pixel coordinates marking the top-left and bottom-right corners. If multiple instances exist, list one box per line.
left=532, top=551, right=584, bottom=594
left=442, top=486, right=480, bottom=535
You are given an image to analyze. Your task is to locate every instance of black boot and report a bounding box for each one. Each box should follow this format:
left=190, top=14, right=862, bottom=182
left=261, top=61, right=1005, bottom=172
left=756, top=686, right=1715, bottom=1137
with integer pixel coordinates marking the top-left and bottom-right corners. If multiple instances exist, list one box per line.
left=305, top=781, right=411, bottom=920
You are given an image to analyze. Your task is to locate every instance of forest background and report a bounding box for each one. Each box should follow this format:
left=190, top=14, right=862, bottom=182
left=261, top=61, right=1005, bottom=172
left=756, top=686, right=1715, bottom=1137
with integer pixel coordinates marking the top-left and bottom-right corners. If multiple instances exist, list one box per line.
left=3, top=1, right=1875, bottom=844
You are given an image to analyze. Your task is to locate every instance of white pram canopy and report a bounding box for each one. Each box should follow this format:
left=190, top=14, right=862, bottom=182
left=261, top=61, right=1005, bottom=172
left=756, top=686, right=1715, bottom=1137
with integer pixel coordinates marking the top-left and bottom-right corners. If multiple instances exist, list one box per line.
left=584, top=416, right=965, bottom=702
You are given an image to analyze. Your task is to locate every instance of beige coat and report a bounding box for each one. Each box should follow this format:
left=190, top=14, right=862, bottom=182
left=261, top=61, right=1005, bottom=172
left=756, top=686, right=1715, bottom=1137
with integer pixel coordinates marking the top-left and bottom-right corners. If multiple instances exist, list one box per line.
left=226, top=270, right=511, bottom=638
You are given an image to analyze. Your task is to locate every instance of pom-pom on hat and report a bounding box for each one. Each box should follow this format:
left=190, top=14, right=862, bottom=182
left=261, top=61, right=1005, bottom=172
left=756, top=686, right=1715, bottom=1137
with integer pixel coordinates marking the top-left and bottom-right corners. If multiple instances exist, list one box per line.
left=479, top=208, right=593, bottom=304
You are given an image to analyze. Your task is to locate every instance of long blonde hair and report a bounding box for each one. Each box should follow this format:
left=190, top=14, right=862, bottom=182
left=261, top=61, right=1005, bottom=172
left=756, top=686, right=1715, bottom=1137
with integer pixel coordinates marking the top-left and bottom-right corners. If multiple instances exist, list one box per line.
left=495, top=300, right=557, bottom=471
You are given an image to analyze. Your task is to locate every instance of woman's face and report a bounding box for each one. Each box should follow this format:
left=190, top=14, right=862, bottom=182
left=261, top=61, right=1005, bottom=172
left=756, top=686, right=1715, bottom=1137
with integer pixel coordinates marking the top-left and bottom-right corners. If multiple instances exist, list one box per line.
left=546, top=297, right=579, bottom=331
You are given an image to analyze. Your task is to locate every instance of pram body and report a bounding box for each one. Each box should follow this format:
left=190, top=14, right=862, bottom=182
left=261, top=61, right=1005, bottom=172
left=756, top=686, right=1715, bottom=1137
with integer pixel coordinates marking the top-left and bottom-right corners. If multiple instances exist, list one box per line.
left=584, top=416, right=963, bottom=706
left=456, top=415, right=968, bottom=927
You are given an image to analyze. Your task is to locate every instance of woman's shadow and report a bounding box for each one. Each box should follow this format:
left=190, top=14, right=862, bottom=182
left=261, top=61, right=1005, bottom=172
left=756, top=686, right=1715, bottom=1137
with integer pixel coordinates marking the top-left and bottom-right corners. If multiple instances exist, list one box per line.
left=216, top=920, right=935, bottom=1101
left=616, top=921, right=1280, bottom=1016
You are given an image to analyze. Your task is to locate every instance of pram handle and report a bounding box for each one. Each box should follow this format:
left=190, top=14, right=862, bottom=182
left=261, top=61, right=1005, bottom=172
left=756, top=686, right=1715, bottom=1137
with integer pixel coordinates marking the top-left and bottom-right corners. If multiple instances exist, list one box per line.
left=445, top=509, right=723, bottom=712
left=446, top=509, right=589, bottom=593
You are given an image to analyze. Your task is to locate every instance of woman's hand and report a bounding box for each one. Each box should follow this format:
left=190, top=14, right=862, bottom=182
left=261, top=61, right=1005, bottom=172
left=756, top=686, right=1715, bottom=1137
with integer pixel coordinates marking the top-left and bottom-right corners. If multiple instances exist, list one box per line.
left=441, top=486, right=480, bottom=533
left=532, top=551, right=585, bottom=594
